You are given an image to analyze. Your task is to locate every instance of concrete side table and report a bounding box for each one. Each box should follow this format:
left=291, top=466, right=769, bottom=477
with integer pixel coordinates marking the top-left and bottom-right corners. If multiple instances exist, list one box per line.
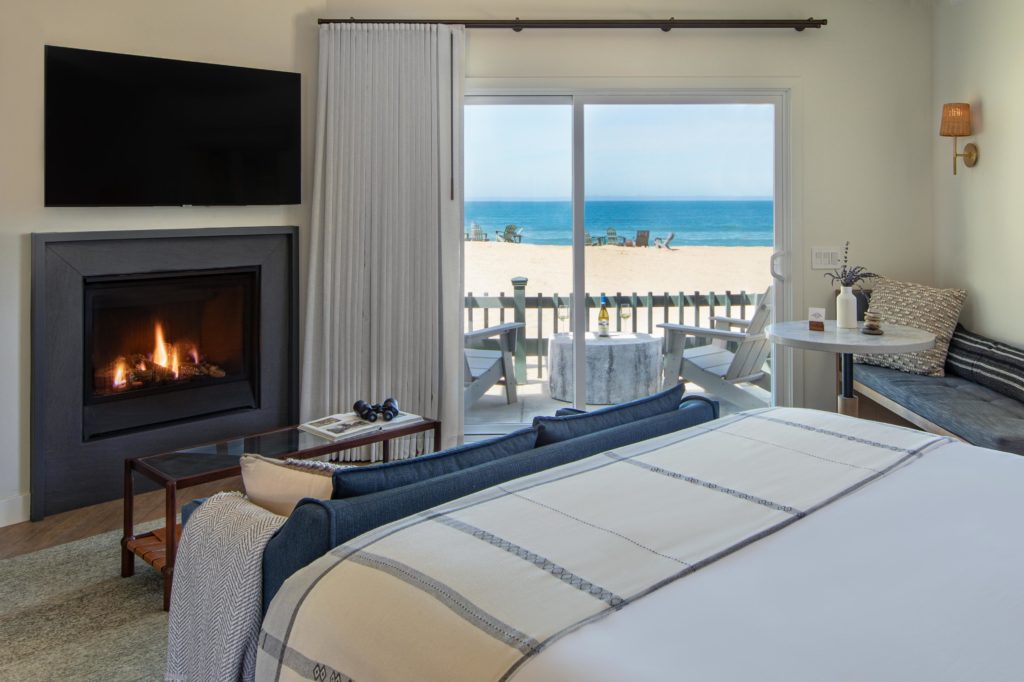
left=548, top=332, right=663, bottom=405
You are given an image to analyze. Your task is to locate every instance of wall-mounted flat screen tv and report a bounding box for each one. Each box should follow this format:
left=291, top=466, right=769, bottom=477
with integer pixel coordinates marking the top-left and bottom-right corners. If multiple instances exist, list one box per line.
left=45, top=46, right=300, bottom=207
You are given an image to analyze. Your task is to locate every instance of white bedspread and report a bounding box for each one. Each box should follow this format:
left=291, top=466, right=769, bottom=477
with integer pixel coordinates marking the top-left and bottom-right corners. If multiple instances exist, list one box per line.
left=254, top=408, right=994, bottom=681
left=516, top=431, right=1024, bottom=680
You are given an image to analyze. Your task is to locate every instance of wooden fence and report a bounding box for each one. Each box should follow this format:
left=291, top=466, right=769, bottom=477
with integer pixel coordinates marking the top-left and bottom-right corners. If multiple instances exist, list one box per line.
left=465, top=277, right=764, bottom=382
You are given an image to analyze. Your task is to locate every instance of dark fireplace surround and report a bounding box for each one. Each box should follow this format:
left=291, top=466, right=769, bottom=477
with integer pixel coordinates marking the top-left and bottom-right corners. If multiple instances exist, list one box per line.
left=31, top=227, right=298, bottom=519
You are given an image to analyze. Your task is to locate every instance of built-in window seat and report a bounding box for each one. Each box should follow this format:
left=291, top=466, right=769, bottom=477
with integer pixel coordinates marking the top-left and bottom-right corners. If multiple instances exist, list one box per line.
left=855, top=326, right=1024, bottom=455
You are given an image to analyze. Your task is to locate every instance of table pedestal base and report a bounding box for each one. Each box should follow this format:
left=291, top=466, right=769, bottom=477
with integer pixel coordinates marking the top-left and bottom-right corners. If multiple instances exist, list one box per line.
left=838, top=395, right=859, bottom=417
left=838, top=352, right=859, bottom=417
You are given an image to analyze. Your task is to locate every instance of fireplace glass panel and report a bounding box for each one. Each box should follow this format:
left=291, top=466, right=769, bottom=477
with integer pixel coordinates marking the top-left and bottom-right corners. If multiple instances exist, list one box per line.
left=85, top=269, right=258, bottom=402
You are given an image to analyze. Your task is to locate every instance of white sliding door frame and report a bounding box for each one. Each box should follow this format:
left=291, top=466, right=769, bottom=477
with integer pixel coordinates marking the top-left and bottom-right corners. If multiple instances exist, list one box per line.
left=465, top=86, right=798, bottom=409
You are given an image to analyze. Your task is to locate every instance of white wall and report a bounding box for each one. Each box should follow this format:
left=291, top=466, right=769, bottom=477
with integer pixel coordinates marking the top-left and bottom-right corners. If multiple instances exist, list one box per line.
left=0, top=0, right=936, bottom=525
left=933, top=0, right=1024, bottom=345
left=0, top=0, right=324, bottom=525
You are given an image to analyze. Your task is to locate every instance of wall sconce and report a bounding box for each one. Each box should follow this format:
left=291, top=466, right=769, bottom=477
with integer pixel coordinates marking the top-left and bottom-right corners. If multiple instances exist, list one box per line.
left=939, top=102, right=978, bottom=175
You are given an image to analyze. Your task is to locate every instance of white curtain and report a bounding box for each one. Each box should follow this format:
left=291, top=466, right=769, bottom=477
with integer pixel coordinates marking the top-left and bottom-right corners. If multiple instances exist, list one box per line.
left=303, top=23, right=465, bottom=458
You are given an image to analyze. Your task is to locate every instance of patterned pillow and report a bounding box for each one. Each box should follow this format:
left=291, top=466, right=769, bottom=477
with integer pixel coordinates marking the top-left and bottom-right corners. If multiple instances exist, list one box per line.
left=949, top=324, right=1024, bottom=371
left=946, top=326, right=1024, bottom=402
left=855, top=278, right=966, bottom=376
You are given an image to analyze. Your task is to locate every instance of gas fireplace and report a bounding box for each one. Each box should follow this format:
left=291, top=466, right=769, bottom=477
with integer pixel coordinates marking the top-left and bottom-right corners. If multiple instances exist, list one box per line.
left=81, top=269, right=260, bottom=438
left=32, top=228, right=297, bottom=519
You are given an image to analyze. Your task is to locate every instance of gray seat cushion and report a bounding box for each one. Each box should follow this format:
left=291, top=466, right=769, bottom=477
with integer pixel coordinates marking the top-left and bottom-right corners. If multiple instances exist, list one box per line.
left=855, top=364, right=1024, bottom=454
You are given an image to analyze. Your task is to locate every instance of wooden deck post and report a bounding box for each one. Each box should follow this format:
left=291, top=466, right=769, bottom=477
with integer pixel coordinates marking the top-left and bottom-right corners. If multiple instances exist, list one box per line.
left=511, top=276, right=528, bottom=385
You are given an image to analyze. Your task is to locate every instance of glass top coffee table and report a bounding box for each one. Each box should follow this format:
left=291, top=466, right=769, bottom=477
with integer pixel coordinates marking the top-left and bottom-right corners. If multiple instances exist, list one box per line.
left=121, top=417, right=441, bottom=609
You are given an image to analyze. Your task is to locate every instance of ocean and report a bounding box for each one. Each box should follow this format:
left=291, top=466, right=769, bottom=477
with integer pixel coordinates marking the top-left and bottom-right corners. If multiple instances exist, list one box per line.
left=465, top=200, right=773, bottom=247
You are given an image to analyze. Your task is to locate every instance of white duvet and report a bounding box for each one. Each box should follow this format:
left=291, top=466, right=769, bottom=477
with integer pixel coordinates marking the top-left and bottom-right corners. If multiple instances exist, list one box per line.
left=517, top=434, right=1024, bottom=681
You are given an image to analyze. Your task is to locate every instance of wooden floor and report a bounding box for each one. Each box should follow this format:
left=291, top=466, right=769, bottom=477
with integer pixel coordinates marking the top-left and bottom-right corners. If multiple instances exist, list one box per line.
left=0, top=476, right=242, bottom=560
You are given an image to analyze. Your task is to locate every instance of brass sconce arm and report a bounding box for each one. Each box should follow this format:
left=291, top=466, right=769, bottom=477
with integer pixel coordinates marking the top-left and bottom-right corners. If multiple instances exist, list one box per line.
left=952, top=138, right=979, bottom=175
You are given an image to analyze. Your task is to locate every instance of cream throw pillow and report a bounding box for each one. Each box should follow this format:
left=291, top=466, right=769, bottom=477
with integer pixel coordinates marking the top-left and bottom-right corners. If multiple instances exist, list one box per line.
left=856, top=278, right=966, bottom=376
left=240, top=454, right=334, bottom=516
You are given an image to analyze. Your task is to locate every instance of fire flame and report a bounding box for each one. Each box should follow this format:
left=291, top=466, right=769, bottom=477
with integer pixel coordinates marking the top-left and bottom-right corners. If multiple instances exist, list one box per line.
left=100, top=320, right=218, bottom=395
left=112, top=359, right=127, bottom=388
left=153, top=322, right=169, bottom=368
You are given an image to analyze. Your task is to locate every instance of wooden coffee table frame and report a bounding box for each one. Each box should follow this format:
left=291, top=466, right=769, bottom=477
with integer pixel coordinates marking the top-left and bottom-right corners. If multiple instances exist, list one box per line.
left=121, top=419, right=441, bottom=610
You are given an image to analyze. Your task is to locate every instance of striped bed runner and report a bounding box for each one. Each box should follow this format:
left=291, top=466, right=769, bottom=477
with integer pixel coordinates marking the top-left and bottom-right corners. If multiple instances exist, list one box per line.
left=255, top=408, right=951, bottom=682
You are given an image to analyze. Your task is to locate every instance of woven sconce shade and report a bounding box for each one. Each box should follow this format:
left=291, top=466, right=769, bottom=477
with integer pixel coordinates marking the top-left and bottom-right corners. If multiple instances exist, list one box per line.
left=940, top=102, right=972, bottom=137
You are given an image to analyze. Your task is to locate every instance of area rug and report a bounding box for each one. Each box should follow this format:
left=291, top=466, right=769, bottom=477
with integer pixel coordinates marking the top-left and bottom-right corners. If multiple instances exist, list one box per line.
left=0, top=523, right=167, bottom=680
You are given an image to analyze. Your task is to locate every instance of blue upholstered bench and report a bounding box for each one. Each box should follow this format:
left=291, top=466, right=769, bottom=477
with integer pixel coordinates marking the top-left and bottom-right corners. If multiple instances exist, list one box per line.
left=854, top=325, right=1024, bottom=455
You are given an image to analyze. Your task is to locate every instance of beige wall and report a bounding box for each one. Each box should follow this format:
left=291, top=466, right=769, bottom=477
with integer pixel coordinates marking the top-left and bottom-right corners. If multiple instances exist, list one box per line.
left=332, top=1, right=934, bottom=413
left=0, top=0, right=936, bottom=525
left=933, top=0, right=1024, bottom=344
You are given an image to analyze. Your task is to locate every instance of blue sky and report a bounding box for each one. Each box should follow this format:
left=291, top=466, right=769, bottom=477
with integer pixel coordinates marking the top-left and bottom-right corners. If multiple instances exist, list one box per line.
left=465, top=103, right=774, bottom=201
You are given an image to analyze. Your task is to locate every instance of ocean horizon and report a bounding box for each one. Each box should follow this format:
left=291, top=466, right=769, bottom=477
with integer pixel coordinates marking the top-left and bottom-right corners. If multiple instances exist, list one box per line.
left=465, top=199, right=773, bottom=247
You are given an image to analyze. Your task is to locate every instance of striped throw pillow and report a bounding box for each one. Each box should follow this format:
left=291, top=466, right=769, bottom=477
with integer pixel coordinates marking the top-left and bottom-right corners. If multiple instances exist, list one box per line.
left=946, top=326, right=1024, bottom=403
left=855, top=278, right=966, bottom=376
left=949, top=325, right=1024, bottom=371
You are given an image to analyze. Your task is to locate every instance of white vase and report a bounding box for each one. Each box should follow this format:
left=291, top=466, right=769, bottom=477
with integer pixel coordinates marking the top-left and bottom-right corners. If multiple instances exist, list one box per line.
left=837, top=286, right=859, bottom=329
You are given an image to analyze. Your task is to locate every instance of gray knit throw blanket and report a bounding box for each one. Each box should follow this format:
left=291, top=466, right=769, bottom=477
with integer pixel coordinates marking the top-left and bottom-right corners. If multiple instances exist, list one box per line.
left=165, top=492, right=286, bottom=682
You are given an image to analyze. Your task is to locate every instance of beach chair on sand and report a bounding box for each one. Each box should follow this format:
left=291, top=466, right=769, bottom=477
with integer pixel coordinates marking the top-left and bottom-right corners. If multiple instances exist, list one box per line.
left=653, top=232, right=675, bottom=250
left=584, top=232, right=595, bottom=246
left=658, top=287, right=772, bottom=411
left=464, top=322, right=524, bottom=409
left=466, top=222, right=489, bottom=242
left=495, top=224, right=524, bottom=243
left=598, top=227, right=625, bottom=246
left=635, top=230, right=650, bottom=247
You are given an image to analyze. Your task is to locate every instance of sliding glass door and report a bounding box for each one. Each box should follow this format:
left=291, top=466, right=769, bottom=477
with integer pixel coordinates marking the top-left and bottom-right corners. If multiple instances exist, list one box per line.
left=582, top=101, right=776, bottom=410
left=464, top=94, right=785, bottom=432
left=463, top=99, right=575, bottom=433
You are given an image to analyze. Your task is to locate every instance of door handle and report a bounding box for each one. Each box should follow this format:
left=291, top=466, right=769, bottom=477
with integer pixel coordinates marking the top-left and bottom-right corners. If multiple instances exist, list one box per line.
left=770, top=251, right=785, bottom=282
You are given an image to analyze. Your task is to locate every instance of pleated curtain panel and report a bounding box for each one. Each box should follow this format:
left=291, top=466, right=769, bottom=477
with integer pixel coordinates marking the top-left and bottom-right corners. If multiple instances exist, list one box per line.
left=303, top=23, right=466, bottom=458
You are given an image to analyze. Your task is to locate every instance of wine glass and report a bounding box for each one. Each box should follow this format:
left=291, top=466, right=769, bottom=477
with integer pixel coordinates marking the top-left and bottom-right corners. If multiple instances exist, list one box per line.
left=557, top=304, right=570, bottom=323
left=619, top=307, right=632, bottom=321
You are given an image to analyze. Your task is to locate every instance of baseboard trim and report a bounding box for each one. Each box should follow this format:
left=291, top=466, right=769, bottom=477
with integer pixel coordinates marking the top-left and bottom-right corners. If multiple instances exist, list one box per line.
left=0, top=493, right=30, bottom=528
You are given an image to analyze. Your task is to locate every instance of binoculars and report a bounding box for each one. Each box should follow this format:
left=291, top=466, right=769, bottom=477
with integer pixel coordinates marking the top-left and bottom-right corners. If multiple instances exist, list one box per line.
left=353, top=398, right=400, bottom=422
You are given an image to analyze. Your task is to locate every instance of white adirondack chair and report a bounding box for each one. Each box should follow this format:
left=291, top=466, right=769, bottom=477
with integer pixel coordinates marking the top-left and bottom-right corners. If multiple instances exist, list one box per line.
left=658, top=288, right=772, bottom=410
left=464, top=322, right=524, bottom=410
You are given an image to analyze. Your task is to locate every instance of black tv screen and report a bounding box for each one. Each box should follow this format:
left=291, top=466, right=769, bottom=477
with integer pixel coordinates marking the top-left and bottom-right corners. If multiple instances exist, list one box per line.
left=45, top=46, right=300, bottom=207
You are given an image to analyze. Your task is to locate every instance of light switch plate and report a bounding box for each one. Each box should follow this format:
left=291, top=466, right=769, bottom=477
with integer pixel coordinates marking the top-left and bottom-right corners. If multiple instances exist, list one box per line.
left=811, top=246, right=842, bottom=270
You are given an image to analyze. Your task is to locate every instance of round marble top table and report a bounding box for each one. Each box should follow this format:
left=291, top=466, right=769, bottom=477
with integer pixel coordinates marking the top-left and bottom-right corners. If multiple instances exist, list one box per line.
left=548, top=332, right=662, bottom=405
left=765, top=320, right=935, bottom=417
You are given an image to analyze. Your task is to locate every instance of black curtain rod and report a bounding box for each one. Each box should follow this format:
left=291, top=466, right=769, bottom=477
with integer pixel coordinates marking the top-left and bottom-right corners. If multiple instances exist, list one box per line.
left=317, top=17, right=827, bottom=32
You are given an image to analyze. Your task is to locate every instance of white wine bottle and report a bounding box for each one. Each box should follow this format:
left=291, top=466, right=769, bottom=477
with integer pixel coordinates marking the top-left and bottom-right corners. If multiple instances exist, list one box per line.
left=598, top=294, right=610, bottom=337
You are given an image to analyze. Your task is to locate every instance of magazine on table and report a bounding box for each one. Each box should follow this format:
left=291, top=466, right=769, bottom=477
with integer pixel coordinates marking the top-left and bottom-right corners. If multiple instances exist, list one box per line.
left=299, top=411, right=419, bottom=441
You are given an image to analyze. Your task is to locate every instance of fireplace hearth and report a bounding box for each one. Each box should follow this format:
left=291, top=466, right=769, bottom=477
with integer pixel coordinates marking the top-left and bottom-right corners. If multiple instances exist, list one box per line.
left=32, top=228, right=297, bottom=518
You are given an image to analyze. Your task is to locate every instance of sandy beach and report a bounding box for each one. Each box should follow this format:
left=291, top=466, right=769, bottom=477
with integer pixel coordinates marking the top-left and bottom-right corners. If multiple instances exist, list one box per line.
left=465, top=242, right=772, bottom=296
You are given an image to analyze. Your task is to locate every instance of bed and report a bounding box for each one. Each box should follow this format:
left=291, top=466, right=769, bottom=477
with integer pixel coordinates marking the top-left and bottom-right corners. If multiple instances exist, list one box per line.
left=255, top=408, right=1024, bottom=681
